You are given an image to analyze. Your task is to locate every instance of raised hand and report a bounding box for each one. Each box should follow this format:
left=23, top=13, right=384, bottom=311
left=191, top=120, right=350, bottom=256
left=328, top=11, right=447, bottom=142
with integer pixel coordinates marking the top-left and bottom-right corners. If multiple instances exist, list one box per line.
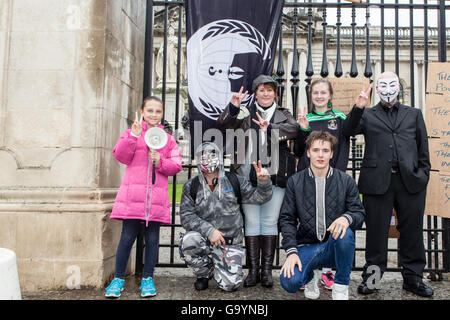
left=355, top=82, right=372, bottom=109
left=131, top=111, right=143, bottom=136
left=230, top=86, right=248, bottom=108
left=253, top=160, right=270, bottom=181
left=252, top=112, right=270, bottom=131
left=297, top=107, right=309, bottom=130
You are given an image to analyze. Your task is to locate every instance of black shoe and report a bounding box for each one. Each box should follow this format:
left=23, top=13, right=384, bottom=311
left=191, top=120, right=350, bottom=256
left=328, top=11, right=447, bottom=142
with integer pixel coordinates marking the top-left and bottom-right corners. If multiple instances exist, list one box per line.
left=357, top=282, right=378, bottom=295
left=403, top=280, right=434, bottom=298
left=194, top=278, right=209, bottom=291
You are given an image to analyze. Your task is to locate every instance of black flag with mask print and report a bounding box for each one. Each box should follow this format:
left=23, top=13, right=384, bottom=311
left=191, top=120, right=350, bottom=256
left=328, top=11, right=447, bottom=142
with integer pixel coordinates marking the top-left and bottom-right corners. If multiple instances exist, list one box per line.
left=185, top=0, right=284, bottom=156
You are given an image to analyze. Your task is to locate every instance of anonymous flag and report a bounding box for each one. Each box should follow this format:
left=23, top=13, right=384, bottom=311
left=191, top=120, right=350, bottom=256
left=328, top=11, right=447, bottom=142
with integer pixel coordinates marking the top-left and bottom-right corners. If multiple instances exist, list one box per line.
left=186, top=0, right=284, bottom=154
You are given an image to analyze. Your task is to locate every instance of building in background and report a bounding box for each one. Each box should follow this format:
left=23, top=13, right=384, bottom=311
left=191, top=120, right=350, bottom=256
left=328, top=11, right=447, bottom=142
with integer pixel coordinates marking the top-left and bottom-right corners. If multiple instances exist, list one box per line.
left=0, top=1, right=448, bottom=290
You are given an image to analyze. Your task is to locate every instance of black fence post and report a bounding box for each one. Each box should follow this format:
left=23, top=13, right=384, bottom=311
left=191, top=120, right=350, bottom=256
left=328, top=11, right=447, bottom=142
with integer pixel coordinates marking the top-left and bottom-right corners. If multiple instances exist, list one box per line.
left=438, top=0, right=447, bottom=63
left=276, top=20, right=285, bottom=107
left=136, top=0, right=156, bottom=276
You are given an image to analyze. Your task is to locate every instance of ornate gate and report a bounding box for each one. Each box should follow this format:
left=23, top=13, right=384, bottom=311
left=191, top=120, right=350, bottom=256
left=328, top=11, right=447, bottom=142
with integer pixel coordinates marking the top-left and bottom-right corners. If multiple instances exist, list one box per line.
left=136, top=0, right=450, bottom=281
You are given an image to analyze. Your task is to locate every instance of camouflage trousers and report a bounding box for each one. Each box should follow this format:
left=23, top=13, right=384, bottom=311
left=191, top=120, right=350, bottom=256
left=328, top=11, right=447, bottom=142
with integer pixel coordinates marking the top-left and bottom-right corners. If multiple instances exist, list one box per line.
left=179, top=231, right=245, bottom=292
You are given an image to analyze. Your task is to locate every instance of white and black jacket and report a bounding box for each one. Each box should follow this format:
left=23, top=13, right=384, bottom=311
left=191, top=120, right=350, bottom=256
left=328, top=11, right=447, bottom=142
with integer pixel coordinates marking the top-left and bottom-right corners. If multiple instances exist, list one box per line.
left=279, top=167, right=365, bottom=257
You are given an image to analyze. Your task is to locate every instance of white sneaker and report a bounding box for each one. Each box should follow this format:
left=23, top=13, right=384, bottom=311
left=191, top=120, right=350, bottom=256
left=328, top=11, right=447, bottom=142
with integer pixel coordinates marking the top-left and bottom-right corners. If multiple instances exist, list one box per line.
left=304, top=270, right=320, bottom=300
left=332, top=283, right=349, bottom=300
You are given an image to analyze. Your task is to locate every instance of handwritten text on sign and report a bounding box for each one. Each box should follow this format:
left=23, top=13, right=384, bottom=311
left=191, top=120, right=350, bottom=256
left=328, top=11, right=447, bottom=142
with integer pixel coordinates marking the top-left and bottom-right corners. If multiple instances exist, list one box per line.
left=425, top=171, right=450, bottom=218
left=425, top=62, right=450, bottom=218
left=429, top=138, right=450, bottom=173
left=426, top=62, right=450, bottom=94
left=426, top=90, right=450, bottom=138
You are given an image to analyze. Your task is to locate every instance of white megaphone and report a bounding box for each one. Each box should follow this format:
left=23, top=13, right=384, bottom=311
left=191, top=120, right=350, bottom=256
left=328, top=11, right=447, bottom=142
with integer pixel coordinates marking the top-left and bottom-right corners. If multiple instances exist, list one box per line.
left=144, top=127, right=168, bottom=184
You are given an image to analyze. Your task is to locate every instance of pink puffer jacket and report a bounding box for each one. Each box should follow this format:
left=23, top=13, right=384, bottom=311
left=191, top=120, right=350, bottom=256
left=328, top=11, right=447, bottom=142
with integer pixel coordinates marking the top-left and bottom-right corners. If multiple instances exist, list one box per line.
left=110, top=121, right=182, bottom=225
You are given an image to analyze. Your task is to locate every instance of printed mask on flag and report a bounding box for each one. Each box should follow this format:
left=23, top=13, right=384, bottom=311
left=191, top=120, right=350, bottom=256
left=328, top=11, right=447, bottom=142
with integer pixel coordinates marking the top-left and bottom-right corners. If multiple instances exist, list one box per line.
left=377, top=78, right=400, bottom=103
left=187, top=19, right=271, bottom=120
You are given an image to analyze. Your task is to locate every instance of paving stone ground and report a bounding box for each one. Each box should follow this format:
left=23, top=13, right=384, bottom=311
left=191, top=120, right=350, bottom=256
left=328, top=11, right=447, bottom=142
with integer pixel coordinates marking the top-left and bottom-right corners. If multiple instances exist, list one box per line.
left=22, top=268, right=450, bottom=301
left=21, top=214, right=449, bottom=301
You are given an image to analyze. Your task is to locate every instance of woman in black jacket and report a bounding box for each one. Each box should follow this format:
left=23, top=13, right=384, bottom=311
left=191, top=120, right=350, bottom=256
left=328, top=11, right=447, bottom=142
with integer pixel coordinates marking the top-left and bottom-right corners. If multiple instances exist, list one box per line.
left=216, top=74, right=298, bottom=288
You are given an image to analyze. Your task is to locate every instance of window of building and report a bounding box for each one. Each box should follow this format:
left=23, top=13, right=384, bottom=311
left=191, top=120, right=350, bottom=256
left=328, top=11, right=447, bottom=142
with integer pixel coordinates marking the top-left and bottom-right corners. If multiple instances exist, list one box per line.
left=354, top=143, right=364, bottom=169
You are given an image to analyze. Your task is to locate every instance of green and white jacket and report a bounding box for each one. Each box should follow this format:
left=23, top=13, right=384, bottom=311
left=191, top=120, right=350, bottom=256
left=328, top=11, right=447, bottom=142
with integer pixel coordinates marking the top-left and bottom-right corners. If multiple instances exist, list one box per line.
left=294, top=108, right=351, bottom=172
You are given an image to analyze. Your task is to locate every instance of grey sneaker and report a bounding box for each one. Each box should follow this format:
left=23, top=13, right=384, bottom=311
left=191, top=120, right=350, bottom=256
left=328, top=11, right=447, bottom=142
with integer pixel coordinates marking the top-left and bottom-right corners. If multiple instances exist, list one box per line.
left=304, top=270, right=320, bottom=300
left=332, top=283, right=349, bottom=300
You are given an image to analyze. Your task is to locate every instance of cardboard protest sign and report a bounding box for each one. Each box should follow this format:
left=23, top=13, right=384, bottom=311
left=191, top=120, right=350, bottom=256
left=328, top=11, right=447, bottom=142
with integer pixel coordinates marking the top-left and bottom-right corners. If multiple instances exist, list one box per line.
left=328, top=77, right=371, bottom=114
left=425, top=171, right=450, bottom=218
left=425, top=62, right=450, bottom=218
left=425, top=94, right=450, bottom=138
left=426, top=62, right=450, bottom=95
left=429, top=138, right=450, bottom=173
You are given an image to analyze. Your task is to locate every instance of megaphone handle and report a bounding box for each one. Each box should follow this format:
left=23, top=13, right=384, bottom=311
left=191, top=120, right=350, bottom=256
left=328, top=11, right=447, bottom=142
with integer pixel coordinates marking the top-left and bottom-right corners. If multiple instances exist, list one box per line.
left=152, top=160, right=156, bottom=185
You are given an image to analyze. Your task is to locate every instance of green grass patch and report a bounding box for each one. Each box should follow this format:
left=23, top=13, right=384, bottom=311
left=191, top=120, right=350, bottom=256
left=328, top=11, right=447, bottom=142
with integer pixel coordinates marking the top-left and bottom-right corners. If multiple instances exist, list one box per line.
left=168, top=184, right=183, bottom=203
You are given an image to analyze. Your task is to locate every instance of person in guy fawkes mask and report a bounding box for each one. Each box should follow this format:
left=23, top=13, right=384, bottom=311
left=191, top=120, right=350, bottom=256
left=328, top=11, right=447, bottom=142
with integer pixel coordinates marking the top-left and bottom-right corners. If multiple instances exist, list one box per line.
left=343, top=71, right=433, bottom=298
left=179, top=142, right=273, bottom=292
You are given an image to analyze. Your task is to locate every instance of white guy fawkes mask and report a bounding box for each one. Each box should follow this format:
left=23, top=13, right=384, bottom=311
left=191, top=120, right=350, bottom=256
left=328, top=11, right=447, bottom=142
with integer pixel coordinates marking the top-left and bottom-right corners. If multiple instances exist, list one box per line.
left=199, top=150, right=220, bottom=174
left=377, top=77, right=400, bottom=103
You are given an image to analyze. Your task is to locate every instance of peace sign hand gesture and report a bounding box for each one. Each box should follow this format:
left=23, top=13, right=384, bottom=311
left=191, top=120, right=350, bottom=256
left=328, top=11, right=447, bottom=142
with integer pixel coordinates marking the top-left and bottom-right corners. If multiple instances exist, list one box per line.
left=131, top=111, right=143, bottom=136
left=252, top=112, right=270, bottom=131
left=230, top=86, right=248, bottom=108
left=297, top=107, right=309, bottom=130
left=253, top=160, right=270, bottom=181
left=355, top=83, right=372, bottom=109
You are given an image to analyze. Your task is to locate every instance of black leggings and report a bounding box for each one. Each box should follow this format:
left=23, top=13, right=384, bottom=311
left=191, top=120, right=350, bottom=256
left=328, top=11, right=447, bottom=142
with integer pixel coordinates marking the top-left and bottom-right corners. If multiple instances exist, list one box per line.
left=114, top=219, right=160, bottom=279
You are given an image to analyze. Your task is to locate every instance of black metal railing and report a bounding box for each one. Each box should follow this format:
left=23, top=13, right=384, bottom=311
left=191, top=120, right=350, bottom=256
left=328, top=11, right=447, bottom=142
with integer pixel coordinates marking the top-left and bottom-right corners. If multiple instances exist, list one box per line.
left=136, top=0, right=450, bottom=280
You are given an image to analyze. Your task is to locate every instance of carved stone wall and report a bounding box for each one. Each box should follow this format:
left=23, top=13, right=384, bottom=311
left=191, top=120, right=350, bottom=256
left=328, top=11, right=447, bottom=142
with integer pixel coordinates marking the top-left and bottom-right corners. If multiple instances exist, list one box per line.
left=0, top=0, right=146, bottom=290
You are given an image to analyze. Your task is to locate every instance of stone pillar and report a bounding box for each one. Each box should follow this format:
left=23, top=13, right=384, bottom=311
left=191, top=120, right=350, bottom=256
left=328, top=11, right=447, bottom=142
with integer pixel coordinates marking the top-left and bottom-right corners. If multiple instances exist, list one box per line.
left=0, top=0, right=10, bottom=146
left=328, top=60, right=335, bottom=79
left=299, top=49, right=308, bottom=112
left=420, top=60, right=426, bottom=118
left=414, top=60, right=420, bottom=110
left=0, top=0, right=147, bottom=290
left=286, top=49, right=294, bottom=112
left=374, top=60, right=381, bottom=105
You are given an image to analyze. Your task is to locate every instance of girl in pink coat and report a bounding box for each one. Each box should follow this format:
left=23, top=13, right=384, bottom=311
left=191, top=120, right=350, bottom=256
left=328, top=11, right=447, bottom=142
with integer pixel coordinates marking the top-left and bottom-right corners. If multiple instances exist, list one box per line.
left=105, top=96, right=182, bottom=298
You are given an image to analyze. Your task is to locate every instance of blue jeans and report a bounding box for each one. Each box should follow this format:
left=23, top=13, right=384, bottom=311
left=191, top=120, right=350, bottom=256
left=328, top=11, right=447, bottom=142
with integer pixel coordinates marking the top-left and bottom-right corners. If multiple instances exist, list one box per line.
left=280, top=229, right=355, bottom=293
left=243, top=185, right=285, bottom=236
left=114, top=219, right=160, bottom=279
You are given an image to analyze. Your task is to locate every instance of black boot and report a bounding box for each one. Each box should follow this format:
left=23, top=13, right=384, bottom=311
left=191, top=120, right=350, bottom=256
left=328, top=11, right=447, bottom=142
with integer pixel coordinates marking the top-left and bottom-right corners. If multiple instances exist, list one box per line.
left=260, top=235, right=277, bottom=288
left=243, top=236, right=260, bottom=287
